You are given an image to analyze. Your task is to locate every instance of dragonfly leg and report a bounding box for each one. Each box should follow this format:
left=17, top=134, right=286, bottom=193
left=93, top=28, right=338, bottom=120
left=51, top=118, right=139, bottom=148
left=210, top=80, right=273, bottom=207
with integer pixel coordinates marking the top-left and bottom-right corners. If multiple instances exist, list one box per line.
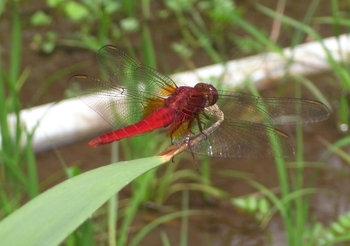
left=195, top=115, right=209, bottom=140
left=191, top=151, right=199, bottom=172
left=183, top=135, right=199, bottom=171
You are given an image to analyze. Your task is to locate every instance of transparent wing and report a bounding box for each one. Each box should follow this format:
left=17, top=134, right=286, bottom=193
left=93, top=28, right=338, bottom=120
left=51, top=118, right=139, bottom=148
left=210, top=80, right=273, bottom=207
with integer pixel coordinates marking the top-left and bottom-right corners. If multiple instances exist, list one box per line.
left=69, top=75, right=164, bottom=128
left=173, top=92, right=329, bottom=158
left=216, top=91, right=330, bottom=125
left=97, top=45, right=177, bottom=97
left=187, top=119, right=294, bottom=158
left=68, top=45, right=178, bottom=129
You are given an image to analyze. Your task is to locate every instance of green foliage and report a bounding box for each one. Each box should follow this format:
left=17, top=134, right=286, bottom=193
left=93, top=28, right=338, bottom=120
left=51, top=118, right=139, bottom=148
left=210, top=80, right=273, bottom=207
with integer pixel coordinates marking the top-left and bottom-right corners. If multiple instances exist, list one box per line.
left=232, top=195, right=270, bottom=221
left=303, top=211, right=350, bottom=245
left=0, top=2, right=39, bottom=219
left=30, top=0, right=122, bottom=52
left=63, top=1, right=90, bottom=21
left=0, top=156, right=167, bottom=246
left=31, top=31, right=57, bottom=54
left=30, top=11, right=52, bottom=26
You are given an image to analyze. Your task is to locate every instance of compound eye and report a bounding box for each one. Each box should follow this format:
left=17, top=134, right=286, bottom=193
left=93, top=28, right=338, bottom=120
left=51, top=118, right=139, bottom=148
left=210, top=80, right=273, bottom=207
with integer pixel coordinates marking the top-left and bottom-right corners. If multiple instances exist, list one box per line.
left=194, top=83, right=219, bottom=106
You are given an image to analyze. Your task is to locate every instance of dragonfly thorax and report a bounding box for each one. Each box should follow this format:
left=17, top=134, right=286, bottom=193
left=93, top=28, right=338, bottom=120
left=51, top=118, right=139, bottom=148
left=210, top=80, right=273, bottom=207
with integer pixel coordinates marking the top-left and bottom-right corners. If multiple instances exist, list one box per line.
left=165, top=84, right=217, bottom=118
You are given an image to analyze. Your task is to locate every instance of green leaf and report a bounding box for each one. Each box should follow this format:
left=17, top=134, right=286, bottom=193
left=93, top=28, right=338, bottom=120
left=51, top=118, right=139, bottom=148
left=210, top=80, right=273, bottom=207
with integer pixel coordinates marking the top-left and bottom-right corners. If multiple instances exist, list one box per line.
left=47, top=0, right=65, bottom=8
left=64, top=2, right=89, bottom=21
left=0, top=156, right=167, bottom=246
left=30, top=11, right=52, bottom=26
left=120, top=17, right=139, bottom=32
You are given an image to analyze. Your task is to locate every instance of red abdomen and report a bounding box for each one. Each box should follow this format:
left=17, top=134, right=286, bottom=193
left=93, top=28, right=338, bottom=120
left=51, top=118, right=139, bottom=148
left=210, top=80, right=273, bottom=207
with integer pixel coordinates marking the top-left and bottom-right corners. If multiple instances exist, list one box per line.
left=89, top=107, right=176, bottom=146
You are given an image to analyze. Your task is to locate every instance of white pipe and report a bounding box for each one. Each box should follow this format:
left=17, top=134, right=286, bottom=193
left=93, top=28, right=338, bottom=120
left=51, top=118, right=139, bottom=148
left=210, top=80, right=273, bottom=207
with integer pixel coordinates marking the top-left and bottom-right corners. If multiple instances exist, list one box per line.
left=8, top=34, right=350, bottom=152
left=9, top=99, right=110, bottom=152
left=172, top=34, right=349, bottom=88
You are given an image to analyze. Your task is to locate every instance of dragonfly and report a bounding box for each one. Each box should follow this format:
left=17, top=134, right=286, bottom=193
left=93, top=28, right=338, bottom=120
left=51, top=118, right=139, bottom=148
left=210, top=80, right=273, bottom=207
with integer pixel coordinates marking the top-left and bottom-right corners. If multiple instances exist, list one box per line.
left=69, top=45, right=330, bottom=158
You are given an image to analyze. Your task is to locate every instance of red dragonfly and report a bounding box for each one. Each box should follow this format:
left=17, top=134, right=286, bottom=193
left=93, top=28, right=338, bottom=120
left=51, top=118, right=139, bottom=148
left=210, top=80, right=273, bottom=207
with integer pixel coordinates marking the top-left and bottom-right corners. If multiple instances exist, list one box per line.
left=69, top=45, right=330, bottom=158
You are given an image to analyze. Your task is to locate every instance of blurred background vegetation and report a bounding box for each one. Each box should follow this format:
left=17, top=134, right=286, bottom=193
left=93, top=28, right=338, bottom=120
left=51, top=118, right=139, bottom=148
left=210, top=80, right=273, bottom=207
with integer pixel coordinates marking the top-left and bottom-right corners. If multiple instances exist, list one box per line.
left=0, top=0, right=350, bottom=245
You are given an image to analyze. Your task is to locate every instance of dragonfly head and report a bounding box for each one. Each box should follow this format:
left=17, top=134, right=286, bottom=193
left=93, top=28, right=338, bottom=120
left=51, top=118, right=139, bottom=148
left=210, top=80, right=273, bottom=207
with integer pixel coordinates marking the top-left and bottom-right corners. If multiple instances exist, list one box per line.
left=194, top=83, right=218, bottom=107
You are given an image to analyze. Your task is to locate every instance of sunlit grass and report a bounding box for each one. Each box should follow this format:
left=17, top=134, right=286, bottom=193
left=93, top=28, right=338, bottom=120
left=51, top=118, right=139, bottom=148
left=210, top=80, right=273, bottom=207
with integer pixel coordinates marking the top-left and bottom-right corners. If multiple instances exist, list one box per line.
left=0, top=2, right=39, bottom=218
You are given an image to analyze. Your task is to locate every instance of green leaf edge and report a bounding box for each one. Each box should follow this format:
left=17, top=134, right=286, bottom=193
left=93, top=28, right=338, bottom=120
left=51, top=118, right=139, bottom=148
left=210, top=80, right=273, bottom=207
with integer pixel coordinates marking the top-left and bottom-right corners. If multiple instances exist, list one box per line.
left=0, top=156, right=167, bottom=246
